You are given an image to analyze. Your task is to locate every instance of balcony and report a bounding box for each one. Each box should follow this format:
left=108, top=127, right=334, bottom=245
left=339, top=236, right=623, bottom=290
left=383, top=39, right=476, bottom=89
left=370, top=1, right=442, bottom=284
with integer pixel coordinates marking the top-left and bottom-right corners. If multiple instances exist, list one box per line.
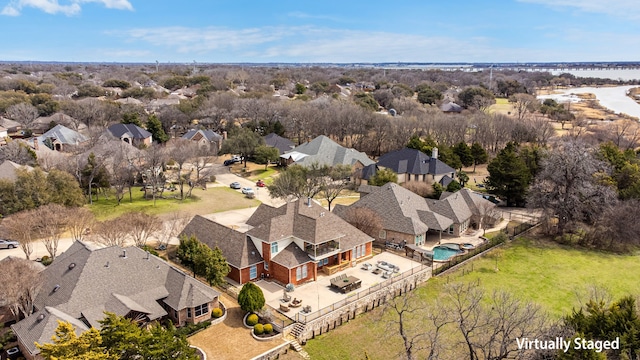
left=305, top=241, right=340, bottom=260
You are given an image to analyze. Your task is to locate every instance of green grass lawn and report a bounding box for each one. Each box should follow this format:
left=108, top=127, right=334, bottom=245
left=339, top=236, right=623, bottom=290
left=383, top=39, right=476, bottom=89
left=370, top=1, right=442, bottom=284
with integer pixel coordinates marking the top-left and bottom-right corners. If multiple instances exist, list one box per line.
left=88, top=186, right=260, bottom=220
left=304, top=238, right=640, bottom=359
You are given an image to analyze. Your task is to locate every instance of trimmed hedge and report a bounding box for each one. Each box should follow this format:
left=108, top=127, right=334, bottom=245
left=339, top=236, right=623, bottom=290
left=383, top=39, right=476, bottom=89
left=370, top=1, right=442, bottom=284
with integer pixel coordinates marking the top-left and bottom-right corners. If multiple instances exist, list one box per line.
left=263, top=323, right=273, bottom=334
left=246, top=314, right=259, bottom=326
left=212, top=308, right=223, bottom=318
left=254, top=324, right=264, bottom=335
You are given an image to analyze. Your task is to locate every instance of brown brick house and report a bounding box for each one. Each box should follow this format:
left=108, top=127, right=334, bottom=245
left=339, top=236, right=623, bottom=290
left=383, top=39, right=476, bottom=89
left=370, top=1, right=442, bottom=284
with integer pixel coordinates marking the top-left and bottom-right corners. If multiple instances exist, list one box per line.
left=181, top=199, right=374, bottom=286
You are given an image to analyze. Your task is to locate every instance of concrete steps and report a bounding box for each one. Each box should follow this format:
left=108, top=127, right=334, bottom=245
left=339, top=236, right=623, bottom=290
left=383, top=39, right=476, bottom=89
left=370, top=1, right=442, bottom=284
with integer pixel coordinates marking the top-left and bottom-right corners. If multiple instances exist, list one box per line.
left=290, top=340, right=310, bottom=359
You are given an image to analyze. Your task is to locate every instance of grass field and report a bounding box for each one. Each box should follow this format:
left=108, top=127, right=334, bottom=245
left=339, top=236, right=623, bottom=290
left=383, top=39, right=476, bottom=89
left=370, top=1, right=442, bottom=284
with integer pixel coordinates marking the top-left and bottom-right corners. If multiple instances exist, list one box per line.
left=304, top=238, right=640, bottom=359
left=88, top=186, right=260, bottom=221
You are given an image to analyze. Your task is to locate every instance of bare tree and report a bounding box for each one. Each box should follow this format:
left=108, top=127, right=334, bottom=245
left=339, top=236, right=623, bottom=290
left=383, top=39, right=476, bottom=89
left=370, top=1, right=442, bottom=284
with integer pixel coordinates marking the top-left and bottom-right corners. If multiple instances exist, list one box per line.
left=320, top=165, right=353, bottom=211
left=527, top=140, right=618, bottom=234
left=156, top=212, right=192, bottom=249
left=0, top=140, right=37, bottom=165
left=66, top=207, right=95, bottom=242
left=2, top=211, right=37, bottom=259
left=34, top=204, right=68, bottom=260
left=508, top=94, right=539, bottom=121
left=342, top=207, right=383, bottom=239
left=142, top=144, right=168, bottom=205
left=0, top=257, right=42, bottom=320
left=384, top=288, right=452, bottom=360
left=6, top=103, right=39, bottom=130
left=167, top=139, right=199, bottom=200
left=126, top=212, right=162, bottom=247
left=402, top=181, right=434, bottom=198
left=92, top=217, right=130, bottom=246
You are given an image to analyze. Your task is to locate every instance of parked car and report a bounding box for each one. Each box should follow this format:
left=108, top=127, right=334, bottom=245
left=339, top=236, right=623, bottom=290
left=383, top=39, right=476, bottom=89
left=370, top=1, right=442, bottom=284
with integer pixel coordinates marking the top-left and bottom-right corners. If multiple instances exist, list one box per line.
left=223, top=159, right=237, bottom=166
left=0, top=239, right=19, bottom=249
left=256, top=180, right=265, bottom=187
left=230, top=182, right=241, bottom=189
left=241, top=187, right=254, bottom=195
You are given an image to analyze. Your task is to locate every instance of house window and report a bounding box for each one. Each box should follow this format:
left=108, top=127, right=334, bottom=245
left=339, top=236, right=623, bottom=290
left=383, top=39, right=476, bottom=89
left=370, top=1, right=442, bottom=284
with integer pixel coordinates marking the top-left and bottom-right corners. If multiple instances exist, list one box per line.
left=354, top=246, right=360, bottom=258
left=187, top=308, right=192, bottom=318
left=194, top=303, right=209, bottom=317
left=250, top=265, right=257, bottom=280
left=271, top=242, right=278, bottom=254
left=361, top=244, right=366, bottom=257
left=379, top=230, right=387, bottom=239
left=264, top=261, right=269, bottom=271
left=296, top=265, right=308, bottom=281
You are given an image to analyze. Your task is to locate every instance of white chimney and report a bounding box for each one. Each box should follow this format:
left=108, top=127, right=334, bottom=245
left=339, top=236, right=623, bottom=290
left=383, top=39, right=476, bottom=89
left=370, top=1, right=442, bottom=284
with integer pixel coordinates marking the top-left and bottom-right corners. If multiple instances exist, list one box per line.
left=432, top=147, right=438, bottom=159
left=307, top=197, right=312, bottom=207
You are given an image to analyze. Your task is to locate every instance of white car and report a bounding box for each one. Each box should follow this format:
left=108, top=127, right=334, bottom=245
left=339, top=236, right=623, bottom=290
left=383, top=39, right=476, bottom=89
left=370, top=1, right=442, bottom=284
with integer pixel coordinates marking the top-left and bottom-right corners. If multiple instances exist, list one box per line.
left=241, top=187, right=254, bottom=195
left=0, top=239, right=19, bottom=249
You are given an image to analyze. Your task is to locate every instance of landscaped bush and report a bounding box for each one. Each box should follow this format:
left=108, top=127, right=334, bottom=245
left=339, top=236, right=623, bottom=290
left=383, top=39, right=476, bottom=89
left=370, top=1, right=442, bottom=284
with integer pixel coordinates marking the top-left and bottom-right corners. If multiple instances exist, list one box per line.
left=40, top=256, right=52, bottom=266
left=175, top=320, right=211, bottom=337
left=254, top=323, right=264, bottom=335
left=263, top=323, right=273, bottom=334
left=212, top=308, right=223, bottom=318
left=246, top=314, right=259, bottom=326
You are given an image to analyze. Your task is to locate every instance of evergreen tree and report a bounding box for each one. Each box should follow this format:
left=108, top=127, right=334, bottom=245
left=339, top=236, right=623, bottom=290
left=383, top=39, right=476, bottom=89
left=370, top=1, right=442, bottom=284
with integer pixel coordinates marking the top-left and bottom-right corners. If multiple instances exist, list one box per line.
left=486, top=142, right=531, bottom=206
left=37, top=321, right=114, bottom=360
left=146, top=115, right=169, bottom=143
left=369, top=168, right=398, bottom=186
left=453, top=142, right=474, bottom=168
left=238, top=282, right=266, bottom=313
left=470, top=142, right=488, bottom=172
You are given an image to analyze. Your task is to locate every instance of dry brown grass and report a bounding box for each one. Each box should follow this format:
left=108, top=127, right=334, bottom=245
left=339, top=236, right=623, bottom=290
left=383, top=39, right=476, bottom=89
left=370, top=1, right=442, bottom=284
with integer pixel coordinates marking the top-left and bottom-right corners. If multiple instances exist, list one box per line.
left=188, top=292, right=288, bottom=360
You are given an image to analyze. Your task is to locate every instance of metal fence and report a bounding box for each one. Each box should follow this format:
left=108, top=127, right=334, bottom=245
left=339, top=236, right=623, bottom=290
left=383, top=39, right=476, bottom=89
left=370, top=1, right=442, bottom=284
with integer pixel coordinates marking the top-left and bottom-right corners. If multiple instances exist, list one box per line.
left=432, top=236, right=507, bottom=276
left=293, top=264, right=431, bottom=324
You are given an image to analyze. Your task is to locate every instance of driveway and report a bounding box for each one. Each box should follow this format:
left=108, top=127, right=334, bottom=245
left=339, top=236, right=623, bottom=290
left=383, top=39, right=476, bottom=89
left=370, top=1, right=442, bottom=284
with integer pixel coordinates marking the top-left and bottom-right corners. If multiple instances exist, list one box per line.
left=214, top=172, right=284, bottom=208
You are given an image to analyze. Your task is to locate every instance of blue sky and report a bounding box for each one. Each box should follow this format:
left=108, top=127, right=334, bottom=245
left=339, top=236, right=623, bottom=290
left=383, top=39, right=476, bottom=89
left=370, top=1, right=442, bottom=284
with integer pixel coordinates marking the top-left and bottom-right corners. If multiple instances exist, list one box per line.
left=1, top=0, right=639, bottom=63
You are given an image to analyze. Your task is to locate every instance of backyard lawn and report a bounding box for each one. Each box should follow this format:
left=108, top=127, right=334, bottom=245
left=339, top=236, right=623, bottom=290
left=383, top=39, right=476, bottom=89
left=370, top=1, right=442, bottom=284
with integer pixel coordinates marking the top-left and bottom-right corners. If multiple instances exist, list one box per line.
left=88, top=186, right=260, bottom=220
left=304, top=237, right=640, bottom=359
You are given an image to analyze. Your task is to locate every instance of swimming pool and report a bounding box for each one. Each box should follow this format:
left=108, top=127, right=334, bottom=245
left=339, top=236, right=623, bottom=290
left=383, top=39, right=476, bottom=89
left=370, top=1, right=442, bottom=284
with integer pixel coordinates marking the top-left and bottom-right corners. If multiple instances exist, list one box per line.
left=432, top=245, right=464, bottom=262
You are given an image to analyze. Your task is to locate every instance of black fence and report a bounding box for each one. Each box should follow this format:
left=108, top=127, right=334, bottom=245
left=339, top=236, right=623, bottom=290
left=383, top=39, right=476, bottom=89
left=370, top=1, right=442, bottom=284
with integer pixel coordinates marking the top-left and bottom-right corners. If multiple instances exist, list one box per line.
left=432, top=235, right=508, bottom=276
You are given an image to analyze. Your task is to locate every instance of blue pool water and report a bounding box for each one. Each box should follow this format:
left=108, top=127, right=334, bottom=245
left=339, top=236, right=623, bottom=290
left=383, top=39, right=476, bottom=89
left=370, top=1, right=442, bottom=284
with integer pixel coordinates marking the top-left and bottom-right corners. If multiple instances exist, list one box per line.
left=432, top=246, right=463, bottom=261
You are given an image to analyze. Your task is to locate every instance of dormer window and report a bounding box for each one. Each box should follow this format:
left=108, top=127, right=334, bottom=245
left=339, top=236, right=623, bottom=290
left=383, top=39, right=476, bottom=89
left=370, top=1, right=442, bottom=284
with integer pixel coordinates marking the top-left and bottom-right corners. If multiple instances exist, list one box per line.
left=271, top=242, right=278, bottom=254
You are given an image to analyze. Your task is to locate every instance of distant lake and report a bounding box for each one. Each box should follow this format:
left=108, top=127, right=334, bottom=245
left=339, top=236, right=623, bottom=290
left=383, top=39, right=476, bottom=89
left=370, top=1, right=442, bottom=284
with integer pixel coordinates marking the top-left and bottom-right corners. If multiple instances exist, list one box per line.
left=538, top=85, right=640, bottom=119
left=550, top=69, right=640, bottom=81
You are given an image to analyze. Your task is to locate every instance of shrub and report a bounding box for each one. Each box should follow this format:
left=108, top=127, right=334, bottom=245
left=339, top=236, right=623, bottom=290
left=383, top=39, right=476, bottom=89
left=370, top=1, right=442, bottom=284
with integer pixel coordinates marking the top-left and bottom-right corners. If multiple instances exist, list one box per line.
left=41, top=256, right=52, bottom=266
left=263, top=323, right=273, bottom=334
left=254, top=324, right=264, bottom=335
left=175, top=320, right=211, bottom=337
left=246, top=314, right=259, bottom=326
left=212, top=308, right=223, bottom=318
left=238, top=283, right=265, bottom=313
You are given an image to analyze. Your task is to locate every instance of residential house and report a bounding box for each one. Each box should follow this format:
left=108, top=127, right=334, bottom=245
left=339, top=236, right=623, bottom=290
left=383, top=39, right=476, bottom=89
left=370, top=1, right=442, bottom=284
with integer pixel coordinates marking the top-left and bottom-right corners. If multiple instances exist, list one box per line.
left=440, top=102, right=463, bottom=113
left=182, top=129, right=223, bottom=153
left=0, top=117, right=22, bottom=136
left=34, top=124, right=88, bottom=152
left=369, top=147, right=456, bottom=185
left=264, top=133, right=294, bottom=155
left=335, top=184, right=499, bottom=245
left=32, top=113, right=84, bottom=135
left=280, top=135, right=375, bottom=173
left=0, top=160, right=36, bottom=182
left=11, top=241, right=219, bottom=360
left=181, top=198, right=374, bottom=286
left=107, top=123, right=153, bottom=147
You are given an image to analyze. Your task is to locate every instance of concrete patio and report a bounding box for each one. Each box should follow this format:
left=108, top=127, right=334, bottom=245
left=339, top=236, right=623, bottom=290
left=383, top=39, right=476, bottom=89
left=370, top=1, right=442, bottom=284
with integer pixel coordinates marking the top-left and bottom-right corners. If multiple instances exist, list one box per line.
left=257, top=251, right=424, bottom=320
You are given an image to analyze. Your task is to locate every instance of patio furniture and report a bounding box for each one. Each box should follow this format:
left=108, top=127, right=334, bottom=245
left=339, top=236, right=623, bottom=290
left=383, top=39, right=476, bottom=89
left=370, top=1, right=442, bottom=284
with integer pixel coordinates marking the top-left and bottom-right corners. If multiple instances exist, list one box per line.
left=281, top=291, right=291, bottom=303
left=280, top=303, right=290, bottom=312
left=330, top=275, right=362, bottom=294
left=302, top=305, right=312, bottom=313
left=290, top=298, right=303, bottom=308
left=382, top=271, right=392, bottom=279
left=361, top=262, right=372, bottom=270
left=372, top=268, right=382, bottom=275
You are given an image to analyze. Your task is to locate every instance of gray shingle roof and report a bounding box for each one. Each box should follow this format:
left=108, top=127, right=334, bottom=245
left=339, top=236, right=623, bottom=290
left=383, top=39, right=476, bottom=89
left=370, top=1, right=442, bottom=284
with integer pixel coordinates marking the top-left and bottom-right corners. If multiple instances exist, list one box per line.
left=246, top=200, right=373, bottom=249
left=37, top=124, right=87, bottom=146
left=12, top=241, right=218, bottom=357
left=284, top=135, right=374, bottom=167
left=271, top=242, right=314, bottom=269
left=182, top=129, right=223, bottom=143
left=264, top=133, right=295, bottom=155
left=107, top=123, right=152, bottom=140
left=377, top=147, right=455, bottom=176
left=180, top=215, right=263, bottom=268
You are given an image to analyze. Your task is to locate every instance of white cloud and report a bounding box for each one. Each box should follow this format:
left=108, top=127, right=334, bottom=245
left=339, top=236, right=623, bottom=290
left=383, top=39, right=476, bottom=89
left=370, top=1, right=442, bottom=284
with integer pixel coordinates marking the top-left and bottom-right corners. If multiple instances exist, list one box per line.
left=518, top=0, right=640, bottom=19
left=1, top=0, right=132, bottom=16
left=114, top=25, right=523, bottom=62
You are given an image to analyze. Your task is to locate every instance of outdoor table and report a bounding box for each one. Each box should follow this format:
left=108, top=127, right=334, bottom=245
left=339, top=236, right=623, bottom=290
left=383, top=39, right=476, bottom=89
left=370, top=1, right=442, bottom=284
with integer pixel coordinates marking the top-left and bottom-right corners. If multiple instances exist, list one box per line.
left=331, top=275, right=362, bottom=293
